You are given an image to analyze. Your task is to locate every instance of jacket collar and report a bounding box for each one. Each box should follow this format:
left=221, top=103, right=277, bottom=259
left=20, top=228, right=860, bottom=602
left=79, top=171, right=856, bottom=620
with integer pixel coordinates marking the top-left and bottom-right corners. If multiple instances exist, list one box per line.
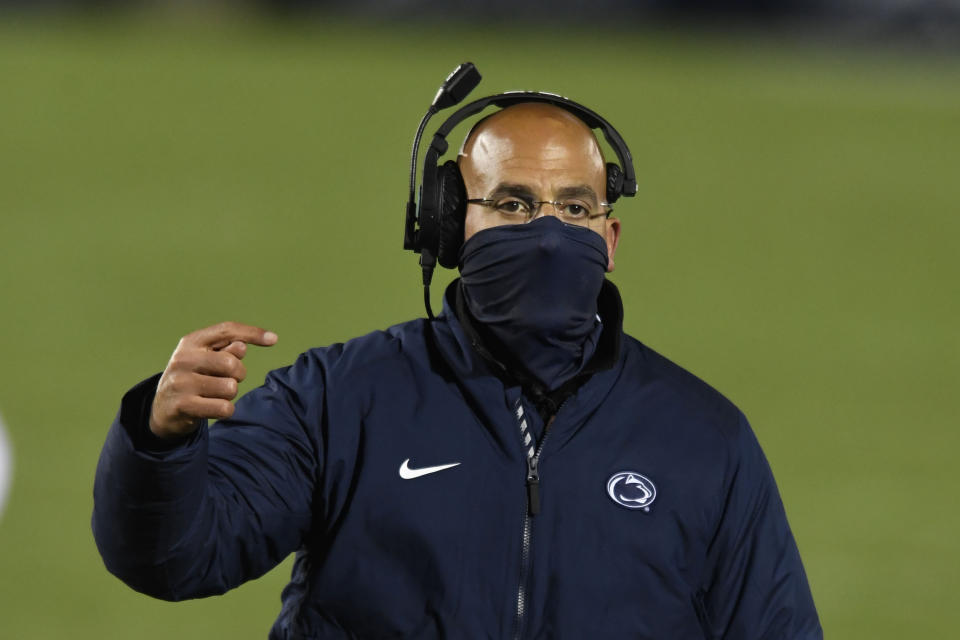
left=425, top=279, right=626, bottom=454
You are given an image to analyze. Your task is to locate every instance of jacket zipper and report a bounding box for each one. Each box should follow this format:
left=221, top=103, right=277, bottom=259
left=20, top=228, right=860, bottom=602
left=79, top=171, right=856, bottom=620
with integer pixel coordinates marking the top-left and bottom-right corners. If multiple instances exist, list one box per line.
left=514, top=397, right=565, bottom=640
left=514, top=509, right=532, bottom=640
left=515, top=447, right=545, bottom=640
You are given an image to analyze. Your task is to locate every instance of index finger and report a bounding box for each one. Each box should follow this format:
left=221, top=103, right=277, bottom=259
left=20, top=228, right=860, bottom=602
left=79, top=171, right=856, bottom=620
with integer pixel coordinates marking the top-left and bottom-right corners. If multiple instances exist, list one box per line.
left=186, top=321, right=278, bottom=349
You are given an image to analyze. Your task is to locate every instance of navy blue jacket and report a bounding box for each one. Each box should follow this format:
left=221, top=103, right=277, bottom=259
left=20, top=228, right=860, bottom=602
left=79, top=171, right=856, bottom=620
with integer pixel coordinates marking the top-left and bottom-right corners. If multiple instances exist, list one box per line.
left=93, top=282, right=821, bottom=639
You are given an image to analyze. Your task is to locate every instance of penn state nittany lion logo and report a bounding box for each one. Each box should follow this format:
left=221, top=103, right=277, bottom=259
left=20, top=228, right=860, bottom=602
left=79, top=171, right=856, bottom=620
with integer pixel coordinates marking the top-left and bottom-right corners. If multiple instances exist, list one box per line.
left=606, top=471, right=656, bottom=511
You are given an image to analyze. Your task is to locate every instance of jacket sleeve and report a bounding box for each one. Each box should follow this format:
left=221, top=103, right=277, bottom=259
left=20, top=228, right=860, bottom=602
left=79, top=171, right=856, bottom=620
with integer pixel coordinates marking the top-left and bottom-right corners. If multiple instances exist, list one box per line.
left=698, top=413, right=822, bottom=639
left=92, top=352, right=325, bottom=601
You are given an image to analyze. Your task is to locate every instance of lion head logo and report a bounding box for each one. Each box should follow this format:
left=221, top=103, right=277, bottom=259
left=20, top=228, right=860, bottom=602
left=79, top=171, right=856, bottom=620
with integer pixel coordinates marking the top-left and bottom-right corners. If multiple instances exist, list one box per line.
left=606, top=471, right=657, bottom=511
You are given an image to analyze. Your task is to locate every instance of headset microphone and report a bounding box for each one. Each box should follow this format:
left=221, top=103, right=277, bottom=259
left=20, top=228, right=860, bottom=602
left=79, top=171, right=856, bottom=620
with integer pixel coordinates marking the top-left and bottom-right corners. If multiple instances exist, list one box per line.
left=404, top=62, right=637, bottom=320
left=432, top=62, right=482, bottom=110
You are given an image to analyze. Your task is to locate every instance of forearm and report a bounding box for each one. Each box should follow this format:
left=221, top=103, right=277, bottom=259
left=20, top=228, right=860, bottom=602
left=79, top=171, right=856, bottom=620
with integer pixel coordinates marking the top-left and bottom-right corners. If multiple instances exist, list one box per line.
left=92, top=368, right=321, bottom=600
left=92, top=375, right=214, bottom=599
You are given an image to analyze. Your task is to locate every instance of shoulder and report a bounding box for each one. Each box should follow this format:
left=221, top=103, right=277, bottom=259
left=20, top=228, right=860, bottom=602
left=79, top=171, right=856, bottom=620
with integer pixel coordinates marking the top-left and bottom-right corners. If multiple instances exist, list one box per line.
left=267, top=318, right=432, bottom=393
left=616, top=336, right=774, bottom=515
left=618, top=334, right=748, bottom=446
left=315, top=317, right=429, bottom=372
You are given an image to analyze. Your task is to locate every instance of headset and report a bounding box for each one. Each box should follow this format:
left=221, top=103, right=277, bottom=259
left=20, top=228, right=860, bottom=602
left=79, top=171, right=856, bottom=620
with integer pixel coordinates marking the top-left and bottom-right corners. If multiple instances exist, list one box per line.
left=404, top=62, right=638, bottom=318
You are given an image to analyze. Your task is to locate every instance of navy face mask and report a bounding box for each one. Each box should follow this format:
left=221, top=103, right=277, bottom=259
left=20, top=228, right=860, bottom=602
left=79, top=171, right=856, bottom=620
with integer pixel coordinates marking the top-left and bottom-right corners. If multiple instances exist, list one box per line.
left=458, top=215, right=609, bottom=391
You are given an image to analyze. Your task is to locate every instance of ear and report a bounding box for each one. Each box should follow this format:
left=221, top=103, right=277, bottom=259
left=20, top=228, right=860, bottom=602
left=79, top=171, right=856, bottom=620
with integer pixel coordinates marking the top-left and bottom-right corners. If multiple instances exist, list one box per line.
left=604, top=217, right=621, bottom=272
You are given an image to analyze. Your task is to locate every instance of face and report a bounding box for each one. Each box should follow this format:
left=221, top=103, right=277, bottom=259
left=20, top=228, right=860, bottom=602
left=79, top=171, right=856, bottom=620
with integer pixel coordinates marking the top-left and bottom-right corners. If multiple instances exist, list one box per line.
left=458, top=103, right=621, bottom=271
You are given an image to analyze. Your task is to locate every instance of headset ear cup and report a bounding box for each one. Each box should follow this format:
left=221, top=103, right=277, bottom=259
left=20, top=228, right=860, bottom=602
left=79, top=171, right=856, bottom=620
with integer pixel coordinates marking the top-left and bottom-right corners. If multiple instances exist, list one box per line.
left=605, top=162, right=624, bottom=205
left=436, top=160, right=467, bottom=269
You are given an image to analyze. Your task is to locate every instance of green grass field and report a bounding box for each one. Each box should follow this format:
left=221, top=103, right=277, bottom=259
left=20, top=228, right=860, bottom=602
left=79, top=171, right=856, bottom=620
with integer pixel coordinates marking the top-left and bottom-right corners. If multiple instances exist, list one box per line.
left=0, top=13, right=958, bottom=638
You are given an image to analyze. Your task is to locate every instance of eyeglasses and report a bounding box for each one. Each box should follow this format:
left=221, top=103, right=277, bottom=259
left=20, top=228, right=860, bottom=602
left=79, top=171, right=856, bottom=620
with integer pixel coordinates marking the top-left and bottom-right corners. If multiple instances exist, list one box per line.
left=465, top=197, right=612, bottom=228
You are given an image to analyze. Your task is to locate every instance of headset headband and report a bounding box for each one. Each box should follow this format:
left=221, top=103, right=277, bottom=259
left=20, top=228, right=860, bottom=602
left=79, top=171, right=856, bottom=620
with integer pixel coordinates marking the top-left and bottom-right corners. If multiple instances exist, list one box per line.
left=424, top=91, right=638, bottom=198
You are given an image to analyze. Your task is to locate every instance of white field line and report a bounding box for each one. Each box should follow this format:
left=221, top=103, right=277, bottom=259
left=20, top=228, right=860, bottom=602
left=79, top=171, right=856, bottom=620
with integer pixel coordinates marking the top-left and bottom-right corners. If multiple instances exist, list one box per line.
left=0, top=410, right=11, bottom=520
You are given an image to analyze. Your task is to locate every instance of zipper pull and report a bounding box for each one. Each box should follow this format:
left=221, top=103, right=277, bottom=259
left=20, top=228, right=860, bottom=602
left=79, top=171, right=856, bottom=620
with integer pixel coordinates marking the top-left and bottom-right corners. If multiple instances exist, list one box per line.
left=526, top=455, right=541, bottom=516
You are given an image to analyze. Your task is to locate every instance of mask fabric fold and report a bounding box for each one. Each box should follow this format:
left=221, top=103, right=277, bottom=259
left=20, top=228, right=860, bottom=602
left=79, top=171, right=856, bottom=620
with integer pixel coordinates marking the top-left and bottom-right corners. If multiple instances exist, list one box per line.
left=458, top=216, right=609, bottom=391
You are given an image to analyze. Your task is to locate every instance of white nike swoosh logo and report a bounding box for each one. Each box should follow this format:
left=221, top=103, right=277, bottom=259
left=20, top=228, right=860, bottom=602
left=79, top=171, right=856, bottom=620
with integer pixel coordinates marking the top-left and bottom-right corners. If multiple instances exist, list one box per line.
left=399, top=458, right=461, bottom=479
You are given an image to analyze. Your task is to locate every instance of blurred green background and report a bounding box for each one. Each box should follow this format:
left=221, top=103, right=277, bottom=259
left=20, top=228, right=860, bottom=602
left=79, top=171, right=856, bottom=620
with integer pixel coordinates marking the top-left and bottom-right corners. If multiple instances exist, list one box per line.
left=0, top=11, right=958, bottom=639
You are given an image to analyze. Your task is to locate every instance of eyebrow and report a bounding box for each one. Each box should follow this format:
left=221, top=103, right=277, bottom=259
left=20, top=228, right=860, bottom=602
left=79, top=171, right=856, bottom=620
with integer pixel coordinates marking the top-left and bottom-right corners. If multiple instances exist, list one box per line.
left=488, top=183, right=538, bottom=202
left=555, top=185, right=599, bottom=207
left=488, top=183, right=600, bottom=207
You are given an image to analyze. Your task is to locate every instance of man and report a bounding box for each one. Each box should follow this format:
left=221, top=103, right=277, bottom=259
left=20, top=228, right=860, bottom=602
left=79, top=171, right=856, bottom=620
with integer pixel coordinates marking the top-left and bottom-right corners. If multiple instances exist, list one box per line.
left=93, top=101, right=822, bottom=638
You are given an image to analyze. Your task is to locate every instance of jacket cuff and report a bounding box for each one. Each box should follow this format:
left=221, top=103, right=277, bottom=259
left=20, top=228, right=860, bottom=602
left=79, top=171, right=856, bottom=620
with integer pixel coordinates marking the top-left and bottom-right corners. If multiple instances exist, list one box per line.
left=119, top=373, right=202, bottom=453
left=97, top=375, right=208, bottom=506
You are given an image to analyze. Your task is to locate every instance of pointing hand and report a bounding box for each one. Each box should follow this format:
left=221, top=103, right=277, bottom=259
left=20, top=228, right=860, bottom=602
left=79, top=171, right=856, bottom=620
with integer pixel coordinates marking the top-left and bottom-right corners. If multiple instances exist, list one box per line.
left=149, top=322, right=278, bottom=439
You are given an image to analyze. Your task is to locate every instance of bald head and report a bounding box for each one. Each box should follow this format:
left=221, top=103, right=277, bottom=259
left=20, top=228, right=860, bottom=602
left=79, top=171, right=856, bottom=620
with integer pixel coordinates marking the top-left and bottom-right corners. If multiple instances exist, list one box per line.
left=457, top=102, right=621, bottom=271
left=459, top=103, right=606, bottom=185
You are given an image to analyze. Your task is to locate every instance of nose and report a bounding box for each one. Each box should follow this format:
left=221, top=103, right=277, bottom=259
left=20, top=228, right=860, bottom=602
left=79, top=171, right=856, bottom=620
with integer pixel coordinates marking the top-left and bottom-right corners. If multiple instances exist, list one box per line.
left=530, top=201, right=563, bottom=221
